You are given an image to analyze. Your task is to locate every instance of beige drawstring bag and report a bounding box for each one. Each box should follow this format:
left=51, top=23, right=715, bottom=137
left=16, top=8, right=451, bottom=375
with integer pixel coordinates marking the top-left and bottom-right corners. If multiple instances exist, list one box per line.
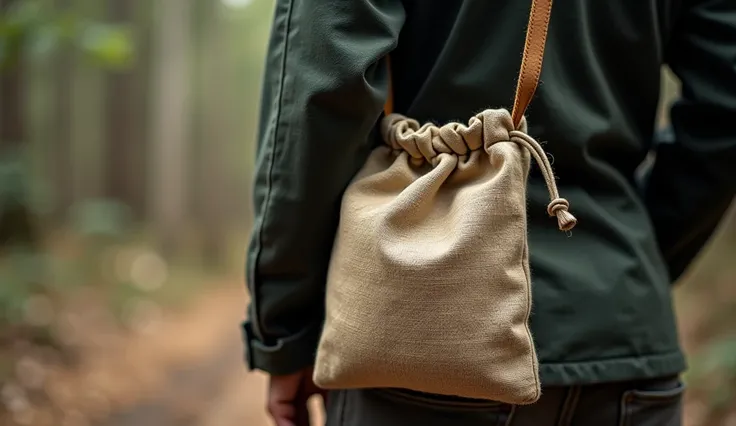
left=313, top=0, right=575, bottom=405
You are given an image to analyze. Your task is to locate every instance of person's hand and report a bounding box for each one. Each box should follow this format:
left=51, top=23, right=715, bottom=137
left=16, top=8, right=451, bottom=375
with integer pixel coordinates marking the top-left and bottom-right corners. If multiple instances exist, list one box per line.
left=267, top=366, right=327, bottom=426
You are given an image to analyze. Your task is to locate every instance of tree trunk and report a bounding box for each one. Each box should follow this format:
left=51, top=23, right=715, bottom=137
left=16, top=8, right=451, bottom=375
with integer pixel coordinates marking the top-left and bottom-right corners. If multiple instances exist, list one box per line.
left=150, top=0, right=192, bottom=256
left=53, top=0, right=74, bottom=223
left=0, top=74, right=23, bottom=147
left=195, top=1, right=229, bottom=269
left=0, top=0, right=23, bottom=149
left=0, top=0, right=35, bottom=247
left=106, top=0, right=146, bottom=219
left=0, top=64, right=23, bottom=146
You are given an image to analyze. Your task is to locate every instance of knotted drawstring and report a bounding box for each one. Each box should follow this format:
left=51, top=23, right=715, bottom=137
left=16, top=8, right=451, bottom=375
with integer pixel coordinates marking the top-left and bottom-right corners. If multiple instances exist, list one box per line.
left=509, top=130, right=577, bottom=232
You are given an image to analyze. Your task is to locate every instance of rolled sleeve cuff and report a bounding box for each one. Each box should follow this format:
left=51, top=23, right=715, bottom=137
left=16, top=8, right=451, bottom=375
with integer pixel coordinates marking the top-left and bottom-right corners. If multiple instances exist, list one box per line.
left=242, top=320, right=322, bottom=375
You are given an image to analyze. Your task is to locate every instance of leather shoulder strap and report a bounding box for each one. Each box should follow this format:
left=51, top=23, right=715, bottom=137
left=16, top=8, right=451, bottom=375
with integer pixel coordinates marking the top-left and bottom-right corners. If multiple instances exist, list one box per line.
left=510, top=0, right=553, bottom=127
left=384, top=0, right=553, bottom=122
left=384, top=55, right=394, bottom=116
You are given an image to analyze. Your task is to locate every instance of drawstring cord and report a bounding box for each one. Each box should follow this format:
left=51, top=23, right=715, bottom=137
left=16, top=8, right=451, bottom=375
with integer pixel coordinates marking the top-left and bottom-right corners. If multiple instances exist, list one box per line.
left=509, top=130, right=577, bottom=232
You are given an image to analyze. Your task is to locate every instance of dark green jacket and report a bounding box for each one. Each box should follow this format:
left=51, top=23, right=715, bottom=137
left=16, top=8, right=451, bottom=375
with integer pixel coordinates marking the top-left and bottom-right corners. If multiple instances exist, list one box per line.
left=243, top=0, right=736, bottom=386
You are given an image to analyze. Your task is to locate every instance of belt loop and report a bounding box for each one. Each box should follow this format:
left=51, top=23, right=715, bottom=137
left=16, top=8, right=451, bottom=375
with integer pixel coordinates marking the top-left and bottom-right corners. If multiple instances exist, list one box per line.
left=503, top=404, right=517, bottom=426
left=557, top=386, right=581, bottom=426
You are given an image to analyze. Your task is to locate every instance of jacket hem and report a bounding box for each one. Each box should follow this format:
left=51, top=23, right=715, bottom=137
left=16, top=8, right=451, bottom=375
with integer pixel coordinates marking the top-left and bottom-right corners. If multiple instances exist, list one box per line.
left=539, top=350, right=688, bottom=386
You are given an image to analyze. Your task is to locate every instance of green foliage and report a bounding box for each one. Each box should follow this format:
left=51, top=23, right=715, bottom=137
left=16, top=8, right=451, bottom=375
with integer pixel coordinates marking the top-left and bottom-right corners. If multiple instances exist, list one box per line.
left=0, top=149, right=39, bottom=247
left=0, top=0, right=134, bottom=69
left=79, top=22, right=134, bottom=69
left=0, top=250, right=45, bottom=324
left=69, top=199, right=131, bottom=239
left=687, top=335, right=736, bottom=411
left=0, top=149, right=32, bottom=211
left=0, top=146, right=52, bottom=217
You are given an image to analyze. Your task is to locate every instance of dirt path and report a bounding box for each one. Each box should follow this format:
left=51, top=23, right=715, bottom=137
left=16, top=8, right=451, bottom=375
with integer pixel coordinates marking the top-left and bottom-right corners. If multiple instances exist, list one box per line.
left=100, top=338, right=252, bottom=426
left=0, top=277, right=323, bottom=426
left=1, top=279, right=274, bottom=426
left=82, top=282, right=274, bottom=426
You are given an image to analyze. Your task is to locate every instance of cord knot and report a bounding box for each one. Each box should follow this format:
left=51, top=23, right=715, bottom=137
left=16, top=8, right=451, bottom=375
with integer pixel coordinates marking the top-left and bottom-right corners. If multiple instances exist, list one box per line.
left=547, top=198, right=577, bottom=232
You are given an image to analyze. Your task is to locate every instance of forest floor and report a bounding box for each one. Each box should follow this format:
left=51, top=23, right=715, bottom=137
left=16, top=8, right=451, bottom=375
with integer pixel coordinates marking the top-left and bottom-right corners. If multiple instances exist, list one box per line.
left=0, top=279, right=323, bottom=426
left=95, top=281, right=272, bottom=426
left=90, top=280, right=326, bottom=426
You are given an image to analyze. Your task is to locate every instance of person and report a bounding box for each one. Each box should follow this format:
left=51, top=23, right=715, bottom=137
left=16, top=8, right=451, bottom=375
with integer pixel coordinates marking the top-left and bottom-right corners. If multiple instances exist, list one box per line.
left=242, top=0, right=736, bottom=424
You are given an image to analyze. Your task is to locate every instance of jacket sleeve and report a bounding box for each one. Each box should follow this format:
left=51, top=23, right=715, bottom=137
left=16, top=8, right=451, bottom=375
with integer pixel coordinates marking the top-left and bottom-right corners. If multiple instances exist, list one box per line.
left=644, top=0, right=736, bottom=282
left=243, top=0, right=405, bottom=375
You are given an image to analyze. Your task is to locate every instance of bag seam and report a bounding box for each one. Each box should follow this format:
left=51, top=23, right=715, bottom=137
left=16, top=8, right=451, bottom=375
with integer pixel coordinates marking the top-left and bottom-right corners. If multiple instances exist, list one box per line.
left=521, top=237, right=540, bottom=401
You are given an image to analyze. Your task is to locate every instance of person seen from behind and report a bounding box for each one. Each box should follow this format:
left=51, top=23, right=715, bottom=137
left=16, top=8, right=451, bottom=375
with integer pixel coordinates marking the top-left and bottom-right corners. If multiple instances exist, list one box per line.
left=243, top=0, right=736, bottom=425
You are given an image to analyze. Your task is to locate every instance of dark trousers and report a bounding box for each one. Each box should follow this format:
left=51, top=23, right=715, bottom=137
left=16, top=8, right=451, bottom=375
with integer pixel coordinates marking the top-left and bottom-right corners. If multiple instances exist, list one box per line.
left=326, top=376, right=683, bottom=426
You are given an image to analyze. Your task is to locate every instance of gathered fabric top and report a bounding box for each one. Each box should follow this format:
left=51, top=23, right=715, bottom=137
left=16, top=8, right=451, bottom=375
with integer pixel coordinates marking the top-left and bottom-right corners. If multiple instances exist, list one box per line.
left=381, top=109, right=577, bottom=232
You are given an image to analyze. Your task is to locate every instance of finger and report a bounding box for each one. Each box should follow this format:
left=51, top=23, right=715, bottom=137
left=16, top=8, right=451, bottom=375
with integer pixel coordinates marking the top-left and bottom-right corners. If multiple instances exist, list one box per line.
left=269, top=395, right=299, bottom=426
left=268, top=373, right=302, bottom=426
left=273, top=417, right=297, bottom=426
left=269, top=401, right=296, bottom=426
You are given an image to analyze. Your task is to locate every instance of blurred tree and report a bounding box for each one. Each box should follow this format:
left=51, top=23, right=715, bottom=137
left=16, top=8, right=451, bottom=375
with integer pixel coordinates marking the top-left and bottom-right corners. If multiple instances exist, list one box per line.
left=53, top=0, right=74, bottom=222
left=150, top=0, right=192, bottom=256
left=193, top=1, right=229, bottom=269
left=0, top=0, right=24, bottom=149
left=105, top=0, right=146, bottom=219
left=1, top=0, right=134, bottom=246
left=0, top=0, right=37, bottom=248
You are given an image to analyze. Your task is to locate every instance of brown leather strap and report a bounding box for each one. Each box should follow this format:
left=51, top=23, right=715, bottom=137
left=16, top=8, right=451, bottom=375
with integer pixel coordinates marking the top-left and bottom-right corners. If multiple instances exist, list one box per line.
left=384, top=55, right=394, bottom=116
left=510, top=0, right=554, bottom=127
